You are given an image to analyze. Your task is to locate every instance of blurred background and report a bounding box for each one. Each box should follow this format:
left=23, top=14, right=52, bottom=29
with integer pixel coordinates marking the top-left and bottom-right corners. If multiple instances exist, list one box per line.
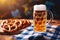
left=0, top=0, right=60, bottom=20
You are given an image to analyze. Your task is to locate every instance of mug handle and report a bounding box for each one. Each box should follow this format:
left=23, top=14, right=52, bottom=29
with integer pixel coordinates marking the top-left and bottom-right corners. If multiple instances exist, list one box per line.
left=47, top=10, right=54, bottom=24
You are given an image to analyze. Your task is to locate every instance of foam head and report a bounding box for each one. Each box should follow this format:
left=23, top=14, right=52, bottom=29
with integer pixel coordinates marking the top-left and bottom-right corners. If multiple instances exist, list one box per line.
left=34, top=4, right=46, bottom=11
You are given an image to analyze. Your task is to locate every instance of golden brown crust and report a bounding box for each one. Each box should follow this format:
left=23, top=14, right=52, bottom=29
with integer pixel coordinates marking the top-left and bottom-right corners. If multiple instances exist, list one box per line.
left=1, top=19, right=31, bottom=33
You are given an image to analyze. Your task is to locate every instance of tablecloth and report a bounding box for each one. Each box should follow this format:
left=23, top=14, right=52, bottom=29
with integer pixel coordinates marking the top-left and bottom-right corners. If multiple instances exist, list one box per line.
left=13, top=23, right=60, bottom=40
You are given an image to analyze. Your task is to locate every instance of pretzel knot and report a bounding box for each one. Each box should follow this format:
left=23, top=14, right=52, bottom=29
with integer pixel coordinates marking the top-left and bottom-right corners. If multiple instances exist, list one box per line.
left=1, top=20, right=8, bottom=25
left=15, top=20, right=22, bottom=28
left=3, top=23, right=18, bottom=32
left=1, top=19, right=31, bottom=33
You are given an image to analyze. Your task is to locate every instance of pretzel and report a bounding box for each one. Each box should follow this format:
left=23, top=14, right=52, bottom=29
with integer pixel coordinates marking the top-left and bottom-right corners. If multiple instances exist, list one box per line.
left=15, top=20, right=22, bottom=29
left=10, top=24, right=18, bottom=32
left=1, top=20, right=8, bottom=28
left=26, top=20, right=31, bottom=26
left=3, top=23, right=18, bottom=32
left=21, top=19, right=31, bottom=28
left=3, top=24, right=11, bottom=32
left=1, top=19, right=31, bottom=33
left=21, top=19, right=27, bottom=24
left=1, top=20, right=8, bottom=25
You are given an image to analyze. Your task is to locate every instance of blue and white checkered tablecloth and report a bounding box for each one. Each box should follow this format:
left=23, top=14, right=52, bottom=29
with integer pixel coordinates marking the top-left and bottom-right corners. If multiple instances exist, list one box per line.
left=13, top=23, right=60, bottom=40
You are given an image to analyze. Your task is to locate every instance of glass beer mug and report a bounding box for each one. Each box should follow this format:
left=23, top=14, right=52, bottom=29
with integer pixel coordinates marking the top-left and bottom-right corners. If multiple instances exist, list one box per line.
left=33, top=4, right=53, bottom=32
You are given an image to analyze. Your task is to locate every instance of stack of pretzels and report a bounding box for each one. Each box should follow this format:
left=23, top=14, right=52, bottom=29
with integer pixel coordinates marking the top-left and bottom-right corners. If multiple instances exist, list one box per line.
left=0, top=19, right=31, bottom=33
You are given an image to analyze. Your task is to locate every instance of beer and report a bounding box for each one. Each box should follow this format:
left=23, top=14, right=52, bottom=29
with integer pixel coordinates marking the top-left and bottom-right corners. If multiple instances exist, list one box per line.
left=33, top=5, right=47, bottom=32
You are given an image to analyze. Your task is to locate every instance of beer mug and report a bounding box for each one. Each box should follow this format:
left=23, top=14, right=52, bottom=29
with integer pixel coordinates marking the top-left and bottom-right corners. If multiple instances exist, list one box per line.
left=33, top=4, right=53, bottom=32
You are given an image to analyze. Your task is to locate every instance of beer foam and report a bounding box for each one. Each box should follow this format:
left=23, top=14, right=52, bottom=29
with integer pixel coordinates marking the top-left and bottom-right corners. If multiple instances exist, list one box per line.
left=34, top=4, right=46, bottom=11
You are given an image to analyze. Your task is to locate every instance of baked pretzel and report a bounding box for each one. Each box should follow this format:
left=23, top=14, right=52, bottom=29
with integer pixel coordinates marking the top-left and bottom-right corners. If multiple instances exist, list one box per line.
left=26, top=20, right=31, bottom=26
left=1, top=20, right=18, bottom=32
left=10, top=24, right=18, bottom=32
left=3, top=24, right=18, bottom=32
left=21, top=19, right=31, bottom=28
left=1, top=20, right=8, bottom=28
left=1, top=20, right=8, bottom=25
left=3, top=24, right=11, bottom=32
left=15, top=20, right=22, bottom=30
left=1, top=19, right=31, bottom=33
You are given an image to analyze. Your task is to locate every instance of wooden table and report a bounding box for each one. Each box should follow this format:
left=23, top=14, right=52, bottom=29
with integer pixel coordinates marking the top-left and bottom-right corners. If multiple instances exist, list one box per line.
left=0, top=20, right=60, bottom=40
